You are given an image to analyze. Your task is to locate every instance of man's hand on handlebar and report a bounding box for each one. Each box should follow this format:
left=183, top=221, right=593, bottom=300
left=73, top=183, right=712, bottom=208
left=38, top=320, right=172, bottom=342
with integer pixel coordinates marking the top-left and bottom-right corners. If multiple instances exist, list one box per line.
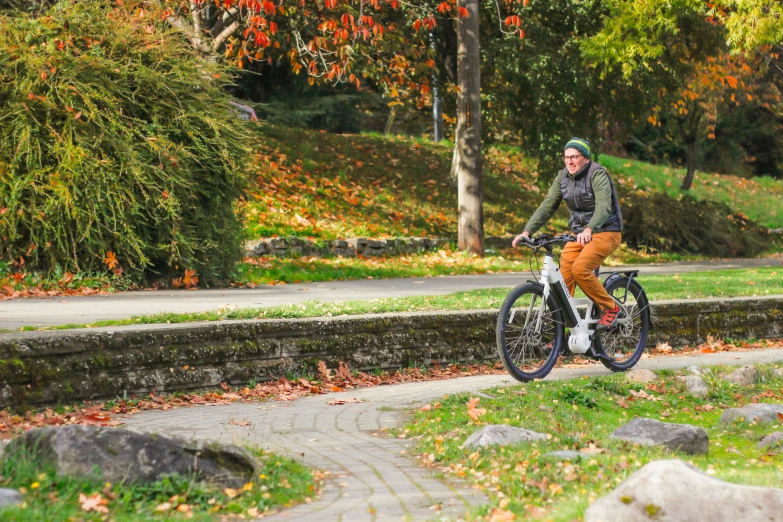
left=576, top=227, right=592, bottom=245
left=512, top=231, right=531, bottom=247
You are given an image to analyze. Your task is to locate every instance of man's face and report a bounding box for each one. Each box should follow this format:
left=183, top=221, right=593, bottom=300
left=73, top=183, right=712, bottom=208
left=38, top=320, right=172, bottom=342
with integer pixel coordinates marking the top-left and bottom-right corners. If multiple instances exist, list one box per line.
left=564, top=147, right=589, bottom=175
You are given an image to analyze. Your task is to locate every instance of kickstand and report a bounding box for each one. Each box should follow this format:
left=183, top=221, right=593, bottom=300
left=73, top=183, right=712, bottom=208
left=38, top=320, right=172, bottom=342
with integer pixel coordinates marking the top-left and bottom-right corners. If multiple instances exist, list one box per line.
left=586, top=345, right=614, bottom=362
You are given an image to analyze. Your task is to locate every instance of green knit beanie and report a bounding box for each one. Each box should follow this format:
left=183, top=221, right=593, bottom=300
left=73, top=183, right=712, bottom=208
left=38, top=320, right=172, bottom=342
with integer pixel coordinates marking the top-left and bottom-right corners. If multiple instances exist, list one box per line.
left=565, top=137, right=591, bottom=159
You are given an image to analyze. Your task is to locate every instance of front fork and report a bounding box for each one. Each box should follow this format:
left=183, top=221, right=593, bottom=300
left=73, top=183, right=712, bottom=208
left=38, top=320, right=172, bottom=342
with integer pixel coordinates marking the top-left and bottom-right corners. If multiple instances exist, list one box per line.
left=531, top=259, right=553, bottom=333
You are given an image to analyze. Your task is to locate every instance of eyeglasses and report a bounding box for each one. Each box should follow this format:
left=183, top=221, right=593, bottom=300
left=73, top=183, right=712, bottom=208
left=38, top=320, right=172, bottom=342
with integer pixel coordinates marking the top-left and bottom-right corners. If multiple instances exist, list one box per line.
left=563, top=154, right=584, bottom=162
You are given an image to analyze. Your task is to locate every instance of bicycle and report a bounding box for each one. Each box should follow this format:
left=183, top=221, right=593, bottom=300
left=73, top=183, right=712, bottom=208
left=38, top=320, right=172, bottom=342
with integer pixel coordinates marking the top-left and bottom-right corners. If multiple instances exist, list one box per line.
left=496, top=234, right=651, bottom=382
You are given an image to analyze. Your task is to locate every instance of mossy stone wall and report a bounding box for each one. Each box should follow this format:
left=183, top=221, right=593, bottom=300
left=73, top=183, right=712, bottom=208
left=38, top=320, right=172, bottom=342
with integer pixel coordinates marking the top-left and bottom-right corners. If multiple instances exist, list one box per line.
left=1, top=296, right=781, bottom=408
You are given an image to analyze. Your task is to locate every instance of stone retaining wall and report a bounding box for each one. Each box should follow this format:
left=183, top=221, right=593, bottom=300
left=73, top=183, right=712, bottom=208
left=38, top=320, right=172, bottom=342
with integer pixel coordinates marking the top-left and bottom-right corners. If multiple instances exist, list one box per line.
left=1, top=296, right=781, bottom=408
left=245, top=236, right=514, bottom=258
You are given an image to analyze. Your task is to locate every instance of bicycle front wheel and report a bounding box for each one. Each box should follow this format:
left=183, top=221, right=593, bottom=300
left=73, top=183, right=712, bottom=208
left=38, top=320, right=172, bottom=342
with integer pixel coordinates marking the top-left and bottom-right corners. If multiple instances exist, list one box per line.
left=595, top=277, right=650, bottom=372
left=496, top=283, right=565, bottom=382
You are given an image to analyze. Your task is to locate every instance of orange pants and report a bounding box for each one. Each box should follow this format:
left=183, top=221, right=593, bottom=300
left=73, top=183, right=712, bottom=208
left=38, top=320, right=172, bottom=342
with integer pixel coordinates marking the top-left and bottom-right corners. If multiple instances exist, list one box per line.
left=560, top=232, right=622, bottom=311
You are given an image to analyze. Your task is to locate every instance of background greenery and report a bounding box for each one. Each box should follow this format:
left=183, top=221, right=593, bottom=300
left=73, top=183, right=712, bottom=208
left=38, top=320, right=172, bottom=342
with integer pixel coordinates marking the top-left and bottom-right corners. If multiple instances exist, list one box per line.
left=0, top=1, right=251, bottom=285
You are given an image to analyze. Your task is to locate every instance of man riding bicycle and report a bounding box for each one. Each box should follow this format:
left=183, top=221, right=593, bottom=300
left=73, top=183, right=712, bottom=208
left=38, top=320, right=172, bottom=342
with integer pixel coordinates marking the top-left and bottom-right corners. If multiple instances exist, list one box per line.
left=512, top=137, right=623, bottom=330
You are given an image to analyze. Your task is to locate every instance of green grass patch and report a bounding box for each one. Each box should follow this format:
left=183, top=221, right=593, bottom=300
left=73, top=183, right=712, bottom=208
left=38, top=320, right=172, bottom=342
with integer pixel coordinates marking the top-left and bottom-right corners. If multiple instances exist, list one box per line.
left=19, top=267, right=783, bottom=331
left=404, top=363, right=783, bottom=521
left=0, top=445, right=317, bottom=521
left=233, top=248, right=782, bottom=287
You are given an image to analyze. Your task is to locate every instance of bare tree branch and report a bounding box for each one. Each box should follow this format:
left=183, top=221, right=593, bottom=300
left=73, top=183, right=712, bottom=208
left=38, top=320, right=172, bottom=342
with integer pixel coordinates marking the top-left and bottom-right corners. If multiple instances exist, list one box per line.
left=213, top=20, right=241, bottom=51
left=166, top=14, right=211, bottom=54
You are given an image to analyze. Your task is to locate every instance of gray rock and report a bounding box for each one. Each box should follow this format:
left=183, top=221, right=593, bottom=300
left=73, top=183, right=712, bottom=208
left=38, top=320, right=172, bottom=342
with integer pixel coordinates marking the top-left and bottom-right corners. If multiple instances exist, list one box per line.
left=720, top=404, right=783, bottom=424
left=625, top=369, right=658, bottom=383
left=723, top=365, right=759, bottom=387
left=759, top=432, right=783, bottom=450
left=537, top=405, right=555, bottom=412
left=625, top=368, right=658, bottom=383
left=541, top=450, right=585, bottom=462
left=584, top=459, right=783, bottom=522
left=7, top=426, right=257, bottom=487
left=0, top=488, right=23, bottom=509
left=610, top=417, right=709, bottom=455
left=462, top=425, right=546, bottom=449
left=687, top=365, right=702, bottom=375
left=677, top=375, right=709, bottom=398
left=773, top=368, right=783, bottom=380
left=269, top=237, right=287, bottom=250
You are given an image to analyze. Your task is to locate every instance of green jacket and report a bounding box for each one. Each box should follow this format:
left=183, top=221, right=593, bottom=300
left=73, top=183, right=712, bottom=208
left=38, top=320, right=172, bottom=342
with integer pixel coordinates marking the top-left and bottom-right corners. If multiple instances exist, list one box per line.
left=523, top=162, right=620, bottom=235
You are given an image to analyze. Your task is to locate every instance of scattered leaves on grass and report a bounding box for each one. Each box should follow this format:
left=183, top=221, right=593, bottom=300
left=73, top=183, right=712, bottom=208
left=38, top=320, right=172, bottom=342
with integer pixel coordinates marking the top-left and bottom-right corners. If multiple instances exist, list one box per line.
left=629, top=390, right=662, bottom=401
left=466, top=397, right=487, bottom=423
left=79, top=493, right=109, bottom=513
left=489, top=507, right=517, bottom=521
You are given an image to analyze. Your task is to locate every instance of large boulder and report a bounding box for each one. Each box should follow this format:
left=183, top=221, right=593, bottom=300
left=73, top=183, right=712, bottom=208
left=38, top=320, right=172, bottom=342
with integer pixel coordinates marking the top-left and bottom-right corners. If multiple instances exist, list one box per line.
left=720, top=404, right=783, bottom=425
left=584, top=459, right=783, bottom=522
left=723, top=365, right=759, bottom=387
left=0, top=489, right=23, bottom=509
left=462, top=425, right=546, bottom=449
left=610, top=417, right=708, bottom=455
left=6, top=426, right=256, bottom=487
left=677, top=375, right=709, bottom=398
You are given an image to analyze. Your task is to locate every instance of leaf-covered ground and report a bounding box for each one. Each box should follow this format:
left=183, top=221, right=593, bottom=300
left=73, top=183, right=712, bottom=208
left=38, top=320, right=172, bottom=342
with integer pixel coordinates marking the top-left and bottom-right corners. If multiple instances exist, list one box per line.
left=244, top=125, right=783, bottom=242
left=404, top=361, right=783, bottom=521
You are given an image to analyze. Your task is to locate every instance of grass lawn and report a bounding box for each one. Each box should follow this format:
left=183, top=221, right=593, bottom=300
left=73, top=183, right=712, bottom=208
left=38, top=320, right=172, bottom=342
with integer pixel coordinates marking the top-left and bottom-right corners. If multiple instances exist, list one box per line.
left=232, top=244, right=782, bottom=287
left=402, top=362, right=783, bottom=521
left=19, top=267, right=783, bottom=331
left=0, top=446, right=318, bottom=521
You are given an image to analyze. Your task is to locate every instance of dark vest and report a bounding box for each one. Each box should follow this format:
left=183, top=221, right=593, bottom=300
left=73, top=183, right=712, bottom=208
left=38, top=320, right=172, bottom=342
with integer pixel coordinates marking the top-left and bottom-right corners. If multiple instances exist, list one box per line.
left=559, top=161, right=623, bottom=234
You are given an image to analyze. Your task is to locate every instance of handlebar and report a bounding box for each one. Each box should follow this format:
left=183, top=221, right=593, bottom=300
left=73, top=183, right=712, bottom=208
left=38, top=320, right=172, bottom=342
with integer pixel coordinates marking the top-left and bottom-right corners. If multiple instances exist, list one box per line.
left=516, top=234, right=577, bottom=252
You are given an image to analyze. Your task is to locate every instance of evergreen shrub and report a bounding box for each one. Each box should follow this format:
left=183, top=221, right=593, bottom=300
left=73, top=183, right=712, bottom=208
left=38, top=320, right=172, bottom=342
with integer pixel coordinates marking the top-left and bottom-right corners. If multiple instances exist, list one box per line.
left=0, top=1, right=251, bottom=285
left=621, top=192, right=770, bottom=257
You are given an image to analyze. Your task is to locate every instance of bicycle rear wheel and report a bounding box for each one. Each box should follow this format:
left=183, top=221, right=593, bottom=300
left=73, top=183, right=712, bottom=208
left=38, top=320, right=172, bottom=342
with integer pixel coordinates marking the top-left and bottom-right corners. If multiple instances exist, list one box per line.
left=594, top=277, right=650, bottom=372
left=496, top=283, right=565, bottom=382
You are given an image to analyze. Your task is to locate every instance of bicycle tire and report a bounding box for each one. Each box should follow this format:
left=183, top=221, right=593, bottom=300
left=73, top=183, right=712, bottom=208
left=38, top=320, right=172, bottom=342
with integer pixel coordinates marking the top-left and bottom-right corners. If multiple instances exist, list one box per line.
left=594, top=277, right=650, bottom=372
left=496, top=282, right=565, bottom=382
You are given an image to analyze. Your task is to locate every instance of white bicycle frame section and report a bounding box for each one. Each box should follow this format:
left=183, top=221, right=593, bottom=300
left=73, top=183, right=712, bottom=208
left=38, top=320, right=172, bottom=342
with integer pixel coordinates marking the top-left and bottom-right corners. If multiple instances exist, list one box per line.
left=529, top=252, right=599, bottom=354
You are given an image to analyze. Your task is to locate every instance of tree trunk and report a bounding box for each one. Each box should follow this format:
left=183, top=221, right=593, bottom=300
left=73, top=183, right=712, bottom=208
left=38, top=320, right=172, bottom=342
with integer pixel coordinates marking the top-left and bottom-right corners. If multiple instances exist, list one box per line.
left=452, top=0, right=483, bottom=254
left=429, top=31, right=445, bottom=142
left=681, top=140, right=697, bottom=190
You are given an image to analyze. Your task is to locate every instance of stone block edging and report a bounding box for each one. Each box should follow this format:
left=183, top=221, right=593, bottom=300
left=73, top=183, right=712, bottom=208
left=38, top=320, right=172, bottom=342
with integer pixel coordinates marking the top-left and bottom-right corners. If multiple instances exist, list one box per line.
left=244, top=236, right=514, bottom=258
left=1, top=296, right=781, bottom=408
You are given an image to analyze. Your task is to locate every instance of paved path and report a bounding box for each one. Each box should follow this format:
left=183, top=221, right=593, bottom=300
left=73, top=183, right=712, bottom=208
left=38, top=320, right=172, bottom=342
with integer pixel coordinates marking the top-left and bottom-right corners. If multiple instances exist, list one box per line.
left=2, top=257, right=781, bottom=329
left=123, top=348, right=783, bottom=522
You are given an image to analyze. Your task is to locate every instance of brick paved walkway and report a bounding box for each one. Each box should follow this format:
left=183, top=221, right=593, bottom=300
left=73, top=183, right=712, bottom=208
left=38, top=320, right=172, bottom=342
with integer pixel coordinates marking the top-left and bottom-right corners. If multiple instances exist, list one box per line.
left=123, top=348, right=783, bottom=521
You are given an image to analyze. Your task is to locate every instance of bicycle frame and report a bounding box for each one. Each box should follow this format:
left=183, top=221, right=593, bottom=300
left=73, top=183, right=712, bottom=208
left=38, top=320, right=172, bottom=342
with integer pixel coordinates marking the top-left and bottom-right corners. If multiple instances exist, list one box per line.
left=534, top=251, right=599, bottom=354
